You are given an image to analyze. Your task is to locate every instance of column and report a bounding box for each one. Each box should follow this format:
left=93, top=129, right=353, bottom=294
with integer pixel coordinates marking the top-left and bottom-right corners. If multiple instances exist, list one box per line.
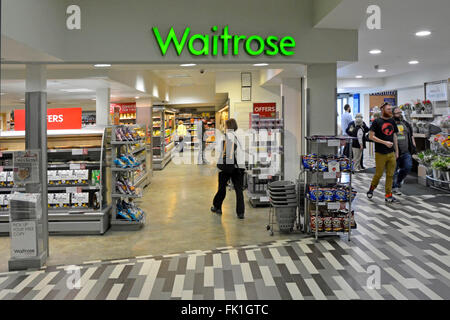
left=306, top=63, right=337, bottom=137
left=281, top=78, right=303, bottom=182
left=96, top=88, right=111, bottom=126
left=9, top=64, right=48, bottom=270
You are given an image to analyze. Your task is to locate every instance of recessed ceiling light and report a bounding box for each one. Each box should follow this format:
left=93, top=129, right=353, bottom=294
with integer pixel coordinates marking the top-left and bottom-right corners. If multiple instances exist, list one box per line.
left=94, top=64, right=112, bottom=68
left=415, top=30, right=431, bottom=37
left=91, top=98, right=96, bottom=101
left=0, top=93, right=5, bottom=95
left=60, top=88, right=95, bottom=93
left=355, top=75, right=363, bottom=79
left=369, top=49, right=382, bottom=55
left=253, top=63, right=269, bottom=66
left=409, top=60, right=419, bottom=65
left=180, top=64, right=196, bottom=67
left=135, top=96, right=140, bottom=99
left=377, top=69, right=386, bottom=73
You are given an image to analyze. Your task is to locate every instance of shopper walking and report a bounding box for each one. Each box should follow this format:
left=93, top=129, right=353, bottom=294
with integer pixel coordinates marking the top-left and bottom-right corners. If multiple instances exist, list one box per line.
left=346, top=113, right=369, bottom=171
left=341, top=104, right=353, bottom=157
left=392, top=106, right=416, bottom=195
left=366, top=103, right=399, bottom=203
left=176, top=120, right=187, bottom=153
left=211, top=119, right=245, bottom=219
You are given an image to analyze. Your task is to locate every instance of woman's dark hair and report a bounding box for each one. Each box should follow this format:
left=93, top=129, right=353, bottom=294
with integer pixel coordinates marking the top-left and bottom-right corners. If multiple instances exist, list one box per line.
left=344, top=104, right=351, bottom=112
left=225, top=118, right=238, bottom=131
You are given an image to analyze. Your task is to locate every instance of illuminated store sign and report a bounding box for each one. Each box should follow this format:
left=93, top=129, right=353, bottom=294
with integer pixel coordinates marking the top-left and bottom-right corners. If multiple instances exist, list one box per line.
left=152, top=26, right=295, bottom=57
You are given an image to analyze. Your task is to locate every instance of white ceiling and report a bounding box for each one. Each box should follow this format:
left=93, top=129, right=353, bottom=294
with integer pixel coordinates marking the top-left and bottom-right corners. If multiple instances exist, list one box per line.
left=331, top=0, right=450, bottom=79
left=0, top=78, right=149, bottom=106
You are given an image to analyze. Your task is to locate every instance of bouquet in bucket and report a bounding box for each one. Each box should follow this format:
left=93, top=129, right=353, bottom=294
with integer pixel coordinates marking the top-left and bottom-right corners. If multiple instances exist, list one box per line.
left=422, top=100, right=433, bottom=114
left=413, top=100, right=424, bottom=114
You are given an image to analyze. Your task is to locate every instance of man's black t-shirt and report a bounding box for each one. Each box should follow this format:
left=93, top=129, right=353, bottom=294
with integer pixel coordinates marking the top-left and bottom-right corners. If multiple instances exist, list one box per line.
left=370, top=117, right=398, bottom=154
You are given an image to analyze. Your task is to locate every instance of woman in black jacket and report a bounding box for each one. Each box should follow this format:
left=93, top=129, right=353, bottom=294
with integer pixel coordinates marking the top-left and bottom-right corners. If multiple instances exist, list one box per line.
left=211, top=119, right=246, bottom=219
left=346, top=113, right=369, bottom=171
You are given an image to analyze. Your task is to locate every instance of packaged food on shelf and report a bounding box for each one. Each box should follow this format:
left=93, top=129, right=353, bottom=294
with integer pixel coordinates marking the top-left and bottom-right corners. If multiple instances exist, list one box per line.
left=71, top=193, right=89, bottom=208
left=323, top=216, right=333, bottom=232
left=6, top=171, right=14, bottom=187
left=74, top=170, right=89, bottom=184
left=91, top=170, right=100, bottom=185
left=55, top=193, right=71, bottom=208
left=0, top=171, right=7, bottom=187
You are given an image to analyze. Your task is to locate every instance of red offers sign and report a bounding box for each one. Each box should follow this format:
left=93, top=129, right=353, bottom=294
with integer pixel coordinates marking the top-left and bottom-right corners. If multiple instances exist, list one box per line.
left=110, top=103, right=137, bottom=114
left=14, top=108, right=82, bottom=131
left=253, top=103, right=276, bottom=118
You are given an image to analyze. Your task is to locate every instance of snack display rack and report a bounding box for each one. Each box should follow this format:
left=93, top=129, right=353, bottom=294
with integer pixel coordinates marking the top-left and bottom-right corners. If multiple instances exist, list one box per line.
left=247, top=113, right=284, bottom=207
left=110, top=125, right=147, bottom=231
left=0, top=128, right=111, bottom=235
left=300, top=136, right=357, bottom=241
left=152, top=107, right=177, bottom=170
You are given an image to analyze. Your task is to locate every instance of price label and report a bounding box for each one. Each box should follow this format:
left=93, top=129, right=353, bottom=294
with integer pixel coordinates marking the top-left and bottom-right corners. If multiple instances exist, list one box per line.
left=66, top=187, right=82, bottom=193
left=328, top=161, right=340, bottom=173
left=83, top=149, right=88, bottom=155
left=323, top=172, right=337, bottom=179
left=328, top=140, right=340, bottom=147
left=72, top=149, right=83, bottom=155
left=318, top=202, right=326, bottom=206
left=69, top=164, right=81, bottom=170
left=259, top=174, right=268, bottom=179
left=0, top=166, right=3, bottom=172
left=318, top=139, right=327, bottom=143
left=328, top=202, right=340, bottom=210
left=260, top=196, right=269, bottom=202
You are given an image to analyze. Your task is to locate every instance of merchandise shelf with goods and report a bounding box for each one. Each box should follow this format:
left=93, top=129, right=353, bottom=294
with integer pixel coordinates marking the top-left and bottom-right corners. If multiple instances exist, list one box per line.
left=414, top=132, right=450, bottom=193
left=176, top=112, right=216, bottom=151
left=246, top=113, right=284, bottom=208
left=300, top=136, right=357, bottom=241
left=152, top=107, right=177, bottom=170
left=110, top=125, right=148, bottom=231
left=0, top=128, right=111, bottom=235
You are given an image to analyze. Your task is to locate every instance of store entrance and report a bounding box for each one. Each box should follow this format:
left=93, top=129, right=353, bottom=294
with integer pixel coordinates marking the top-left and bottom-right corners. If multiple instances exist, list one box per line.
left=0, top=63, right=298, bottom=271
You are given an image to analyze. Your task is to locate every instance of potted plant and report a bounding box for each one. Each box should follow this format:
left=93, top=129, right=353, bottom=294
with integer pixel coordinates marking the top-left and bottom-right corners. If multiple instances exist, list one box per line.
left=431, top=157, right=446, bottom=180
left=444, top=157, right=450, bottom=182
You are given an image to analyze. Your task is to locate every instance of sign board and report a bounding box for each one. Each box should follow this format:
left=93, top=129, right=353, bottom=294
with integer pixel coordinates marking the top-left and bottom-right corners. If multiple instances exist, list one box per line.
left=14, top=108, right=82, bottom=131
left=110, top=103, right=137, bottom=114
left=426, top=82, right=448, bottom=101
left=14, top=108, right=81, bottom=131
left=10, top=221, right=37, bottom=258
left=253, top=103, right=276, bottom=118
left=13, top=151, right=40, bottom=184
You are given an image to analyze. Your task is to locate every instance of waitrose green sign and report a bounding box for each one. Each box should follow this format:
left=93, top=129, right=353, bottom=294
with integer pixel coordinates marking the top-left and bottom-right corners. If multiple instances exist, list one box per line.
left=152, top=26, right=295, bottom=56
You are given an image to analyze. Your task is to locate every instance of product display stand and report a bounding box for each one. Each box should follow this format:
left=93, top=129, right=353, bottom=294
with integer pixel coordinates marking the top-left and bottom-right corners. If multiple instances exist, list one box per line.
left=301, top=136, right=357, bottom=242
left=426, top=152, right=450, bottom=192
left=247, top=113, right=284, bottom=207
left=110, top=125, right=147, bottom=231
left=0, top=128, right=111, bottom=235
left=152, top=107, right=176, bottom=170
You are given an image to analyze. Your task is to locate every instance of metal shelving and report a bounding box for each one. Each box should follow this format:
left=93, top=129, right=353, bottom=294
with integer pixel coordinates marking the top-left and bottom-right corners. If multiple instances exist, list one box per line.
left=152, top=107, right=177, bottom=170
left=110, top=125, right=148, bottom=231
left=301, top=136, right=357, bottom=242
left=0, top=128, right=111, bottom=235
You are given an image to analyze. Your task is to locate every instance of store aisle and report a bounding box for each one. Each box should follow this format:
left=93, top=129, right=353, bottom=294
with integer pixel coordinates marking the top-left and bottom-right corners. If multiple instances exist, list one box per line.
left=0, top=166, right=449, bottom=300
left=0, top=160, right=302, bottom=273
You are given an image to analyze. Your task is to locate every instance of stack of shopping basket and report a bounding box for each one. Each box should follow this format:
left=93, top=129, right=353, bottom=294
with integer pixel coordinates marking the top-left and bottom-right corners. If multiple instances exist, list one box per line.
left=268, top=181, right=297, bottom=233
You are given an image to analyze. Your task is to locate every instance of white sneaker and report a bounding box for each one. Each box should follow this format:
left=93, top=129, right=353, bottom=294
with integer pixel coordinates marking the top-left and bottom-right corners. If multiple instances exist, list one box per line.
left=392, top=188, right=402, bottom=196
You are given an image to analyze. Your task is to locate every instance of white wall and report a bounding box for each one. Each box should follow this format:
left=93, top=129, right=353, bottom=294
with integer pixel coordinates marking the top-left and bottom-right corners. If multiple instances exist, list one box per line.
left=216, top=71, right=282, bottom=130
left=397, top=86, right=424, bottom=105
left=169, top=85, right=216, bottom=105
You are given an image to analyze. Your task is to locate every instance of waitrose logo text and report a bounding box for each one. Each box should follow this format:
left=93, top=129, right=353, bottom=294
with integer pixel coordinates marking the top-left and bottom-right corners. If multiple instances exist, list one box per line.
left=152, top=26, right=295, bottom=57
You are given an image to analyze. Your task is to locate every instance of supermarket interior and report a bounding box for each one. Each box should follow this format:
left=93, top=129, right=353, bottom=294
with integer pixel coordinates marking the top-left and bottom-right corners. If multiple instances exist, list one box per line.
left=0, top=0, right=449, bottom=301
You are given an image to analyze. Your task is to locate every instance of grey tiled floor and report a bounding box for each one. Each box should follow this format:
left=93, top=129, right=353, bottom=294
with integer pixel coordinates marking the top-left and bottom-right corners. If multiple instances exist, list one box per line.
left=0, top=167, right=449, bottom=300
